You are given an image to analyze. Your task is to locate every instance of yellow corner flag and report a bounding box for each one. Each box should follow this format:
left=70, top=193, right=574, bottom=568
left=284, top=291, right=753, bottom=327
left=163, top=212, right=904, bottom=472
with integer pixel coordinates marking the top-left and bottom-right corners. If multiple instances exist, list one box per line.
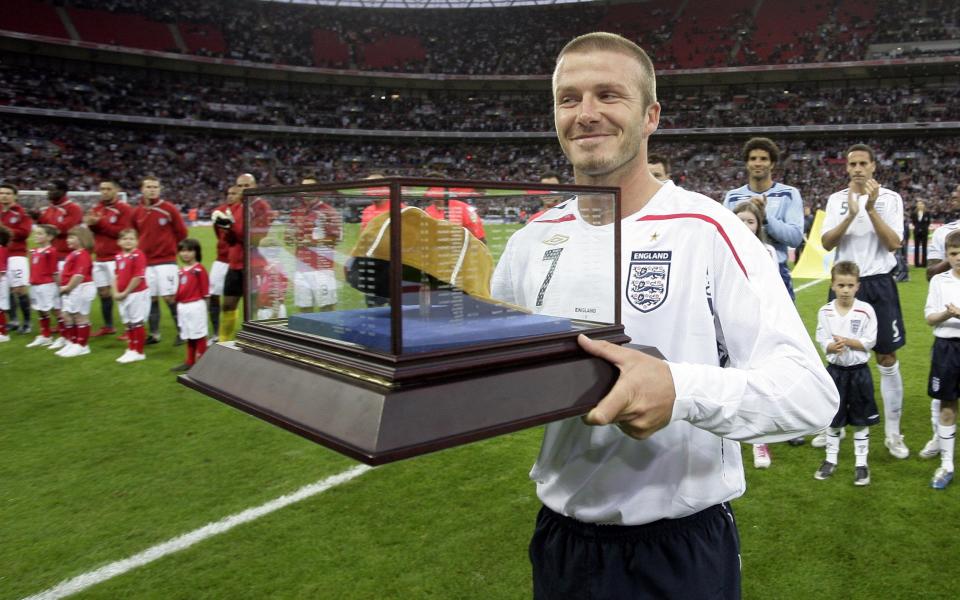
left=791, top=209, right=835, bottom=280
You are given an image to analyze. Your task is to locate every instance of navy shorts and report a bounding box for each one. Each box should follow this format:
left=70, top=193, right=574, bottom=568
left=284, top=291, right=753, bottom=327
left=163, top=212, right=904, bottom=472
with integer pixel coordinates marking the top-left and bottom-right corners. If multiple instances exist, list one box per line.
left=223, top=268, right=244, bottom=297
left=929, top=337, right=960, bottom=402
left=828, top=270, right=905, bottom=354
left=827, top=363, right=880, bottom=427
left=530, top=503, right=741, bottom=600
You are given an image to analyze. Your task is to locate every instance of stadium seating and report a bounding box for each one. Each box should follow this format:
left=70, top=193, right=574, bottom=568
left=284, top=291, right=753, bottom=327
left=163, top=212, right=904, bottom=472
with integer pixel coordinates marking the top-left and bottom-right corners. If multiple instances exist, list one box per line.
left=311, top=29, right=351, bottom=68
left=668, top=0, right=752, bottom=68
left=66, top=6, right=178, bottom=52
left=0, top=0, right=69, bottom=39
left=359, top=34, right=425, bottom=70
left=0, top=0, right=956, bottom=73
left=179, top=22, right=226, bottom=55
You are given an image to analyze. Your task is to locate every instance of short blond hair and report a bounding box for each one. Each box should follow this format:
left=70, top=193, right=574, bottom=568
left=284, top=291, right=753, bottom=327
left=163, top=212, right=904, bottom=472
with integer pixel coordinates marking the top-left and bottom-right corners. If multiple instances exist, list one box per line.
left=555, top=32, right=657, bottom=109
left=831, top=260, right=860, bottom=281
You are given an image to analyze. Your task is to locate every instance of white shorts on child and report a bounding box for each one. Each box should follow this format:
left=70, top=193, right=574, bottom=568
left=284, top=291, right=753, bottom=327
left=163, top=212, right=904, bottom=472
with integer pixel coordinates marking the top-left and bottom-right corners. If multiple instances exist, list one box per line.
left=62, top=282, right=96, bottom=314
left=92, top=260, right=116, bottom=288
left=177, top=299, right=208, bottom=340
left=119, top=289, right=151, bottom=325
left=30, top=282, right=61, bottom=311
left=0, top=274, right=9, bottom=310
left=7, top=255, right=29, bottom=288
left=209, top=260, right=229, bottom=296
left=147, top=264, right=178, bottom=297
left=294, top=269, right=337, bottom=308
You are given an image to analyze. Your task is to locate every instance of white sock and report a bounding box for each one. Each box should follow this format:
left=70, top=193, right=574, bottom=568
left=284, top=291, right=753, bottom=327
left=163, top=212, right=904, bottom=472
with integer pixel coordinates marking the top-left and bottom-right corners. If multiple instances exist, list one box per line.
left=826, top=427, right=842, bottom=464
left=938, top=422, right=956, bottom=473
left=853, top=427, right=870, bottom=467
left=878, top=361, right=903, bottom=438
left=931, top=399, right=942, bottom=439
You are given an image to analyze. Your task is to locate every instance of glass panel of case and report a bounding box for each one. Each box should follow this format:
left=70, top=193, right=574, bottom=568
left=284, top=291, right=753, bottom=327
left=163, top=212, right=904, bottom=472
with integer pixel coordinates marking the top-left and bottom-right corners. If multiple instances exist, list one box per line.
left=246, top=180, right=617, bottom=356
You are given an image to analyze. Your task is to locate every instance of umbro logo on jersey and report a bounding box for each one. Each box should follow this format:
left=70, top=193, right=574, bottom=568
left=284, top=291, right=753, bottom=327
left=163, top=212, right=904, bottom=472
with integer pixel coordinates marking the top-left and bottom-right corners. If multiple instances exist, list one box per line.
left=542, top=234, right=569, bottom=246
left=627, top=250, right=671, bottom=313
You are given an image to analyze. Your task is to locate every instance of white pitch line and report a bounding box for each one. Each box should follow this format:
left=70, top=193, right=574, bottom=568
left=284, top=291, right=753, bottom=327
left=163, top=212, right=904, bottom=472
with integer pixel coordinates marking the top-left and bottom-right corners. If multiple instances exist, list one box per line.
left=794, top=278, right=827, bottom=292
left=23, top=464, right=372, bottom=600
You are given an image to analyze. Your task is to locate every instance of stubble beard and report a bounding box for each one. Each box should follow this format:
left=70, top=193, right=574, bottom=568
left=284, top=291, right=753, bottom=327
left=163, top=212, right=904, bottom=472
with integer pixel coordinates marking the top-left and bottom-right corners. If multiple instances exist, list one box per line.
left=570, top=146, right=640, bottom=182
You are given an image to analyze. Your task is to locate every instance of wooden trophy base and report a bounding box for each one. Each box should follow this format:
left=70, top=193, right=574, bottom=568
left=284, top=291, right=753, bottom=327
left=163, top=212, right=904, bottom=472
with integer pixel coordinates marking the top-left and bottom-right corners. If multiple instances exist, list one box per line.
left=179, top=340, right=639, bottom=465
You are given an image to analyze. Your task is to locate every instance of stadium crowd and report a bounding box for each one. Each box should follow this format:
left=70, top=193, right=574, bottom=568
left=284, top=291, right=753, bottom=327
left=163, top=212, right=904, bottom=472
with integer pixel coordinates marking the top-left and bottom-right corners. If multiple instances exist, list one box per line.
left=1, top=118, right=958, bottom=220
left=3, top=63, right=959, bottom=132
left=25, top=0, right=960, bottom=73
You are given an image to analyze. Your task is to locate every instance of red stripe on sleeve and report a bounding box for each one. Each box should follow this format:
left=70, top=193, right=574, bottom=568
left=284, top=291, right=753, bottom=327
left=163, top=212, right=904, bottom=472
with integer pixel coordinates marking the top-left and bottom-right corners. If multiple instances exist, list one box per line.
left=637, top=213, right=749, bottom=279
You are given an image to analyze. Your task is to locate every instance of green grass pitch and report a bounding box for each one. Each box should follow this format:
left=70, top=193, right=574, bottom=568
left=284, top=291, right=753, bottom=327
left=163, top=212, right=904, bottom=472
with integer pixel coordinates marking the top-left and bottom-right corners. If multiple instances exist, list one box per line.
left=1, top=235, right=956, bottom=599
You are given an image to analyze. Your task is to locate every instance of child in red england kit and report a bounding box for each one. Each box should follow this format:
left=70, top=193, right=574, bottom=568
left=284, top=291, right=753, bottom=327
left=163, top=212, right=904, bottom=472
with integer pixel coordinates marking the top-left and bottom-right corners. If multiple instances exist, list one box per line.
left=25, top=225, right=62, bottom=348
left=113, top=228, right=150, bottom=363
left=170, top=238, right=209, bottom=372
left=56, top=227, right=96, bottom=357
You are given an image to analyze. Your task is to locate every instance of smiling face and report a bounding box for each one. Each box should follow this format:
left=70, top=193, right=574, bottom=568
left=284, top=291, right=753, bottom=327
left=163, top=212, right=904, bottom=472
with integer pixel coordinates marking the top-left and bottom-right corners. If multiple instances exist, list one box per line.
left=553, top=49, right=660, bottom=182
left=746, top=149, right=773, bottom=182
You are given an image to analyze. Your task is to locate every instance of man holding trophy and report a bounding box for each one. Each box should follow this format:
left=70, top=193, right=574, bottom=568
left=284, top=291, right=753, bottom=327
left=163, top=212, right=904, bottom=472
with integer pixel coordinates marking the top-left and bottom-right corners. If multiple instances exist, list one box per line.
left=491, top=33, right=838, bottom=598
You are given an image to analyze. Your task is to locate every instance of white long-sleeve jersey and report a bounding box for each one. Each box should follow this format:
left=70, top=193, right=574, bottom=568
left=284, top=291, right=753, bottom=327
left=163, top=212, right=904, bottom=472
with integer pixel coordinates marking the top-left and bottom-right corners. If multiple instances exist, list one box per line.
left=815, top=299, right=877, bottom=366
left=491, top=181, right=838, bottom=525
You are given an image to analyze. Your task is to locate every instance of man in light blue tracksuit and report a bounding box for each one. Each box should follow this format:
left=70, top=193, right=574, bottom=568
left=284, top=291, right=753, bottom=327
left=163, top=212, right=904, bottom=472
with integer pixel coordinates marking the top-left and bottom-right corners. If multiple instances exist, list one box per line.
left=723, top=137, right=804, bottom=301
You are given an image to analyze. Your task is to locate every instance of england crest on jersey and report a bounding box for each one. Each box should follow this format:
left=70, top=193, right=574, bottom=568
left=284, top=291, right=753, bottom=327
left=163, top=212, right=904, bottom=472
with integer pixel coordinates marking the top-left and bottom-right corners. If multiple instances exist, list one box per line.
left=850, top=319, right=862, bottom=336
left=626, top=250, right=671, bottom=313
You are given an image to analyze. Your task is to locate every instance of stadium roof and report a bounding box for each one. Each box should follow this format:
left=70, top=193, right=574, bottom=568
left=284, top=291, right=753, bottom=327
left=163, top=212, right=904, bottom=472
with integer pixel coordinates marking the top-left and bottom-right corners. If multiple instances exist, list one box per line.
left=261, top=0, right=594, bottom=8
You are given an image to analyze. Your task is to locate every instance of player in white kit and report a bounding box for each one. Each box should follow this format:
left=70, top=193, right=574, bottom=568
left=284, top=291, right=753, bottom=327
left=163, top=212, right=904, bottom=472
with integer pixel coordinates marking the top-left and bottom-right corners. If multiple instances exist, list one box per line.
left=813, top=261, right=880, bottom=486
left=491, top=32, right=838, bottom=599
left=822, top=144, right=909, bottom=459
left=920, top=186, right=960, bottom=458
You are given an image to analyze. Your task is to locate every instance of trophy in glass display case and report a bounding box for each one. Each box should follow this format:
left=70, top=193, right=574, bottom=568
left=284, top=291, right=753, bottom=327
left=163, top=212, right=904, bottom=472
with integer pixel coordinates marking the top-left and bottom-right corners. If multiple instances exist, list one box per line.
left=178, top=177, right=635, bottom=465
